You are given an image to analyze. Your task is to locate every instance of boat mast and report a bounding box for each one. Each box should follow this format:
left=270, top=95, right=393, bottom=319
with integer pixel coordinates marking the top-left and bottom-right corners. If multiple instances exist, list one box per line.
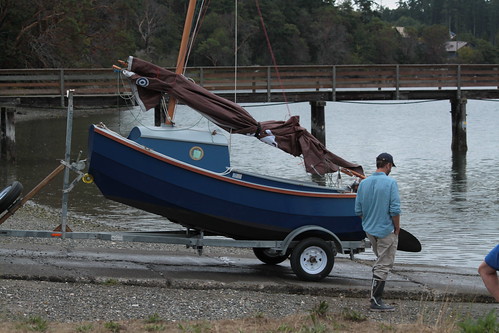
left=165, top=0, right=197, bottom=125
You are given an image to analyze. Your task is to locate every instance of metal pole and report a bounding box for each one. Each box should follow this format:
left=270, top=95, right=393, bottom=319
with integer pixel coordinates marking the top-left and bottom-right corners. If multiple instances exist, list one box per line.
left=60, top=89, right=75, bottom=238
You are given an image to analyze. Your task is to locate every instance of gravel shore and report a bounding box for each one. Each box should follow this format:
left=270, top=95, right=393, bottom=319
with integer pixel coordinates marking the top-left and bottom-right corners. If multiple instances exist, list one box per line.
left=0, top=203, right=497, bottom=329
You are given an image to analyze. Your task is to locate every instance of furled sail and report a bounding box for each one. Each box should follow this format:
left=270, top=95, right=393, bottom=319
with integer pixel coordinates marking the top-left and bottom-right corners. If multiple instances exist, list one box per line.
left=121, top=56, right=364, bottom=176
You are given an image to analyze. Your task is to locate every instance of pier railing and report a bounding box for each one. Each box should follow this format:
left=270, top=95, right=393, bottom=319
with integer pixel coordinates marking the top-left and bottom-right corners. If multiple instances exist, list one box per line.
left=0, top=64, right=498, bottom=101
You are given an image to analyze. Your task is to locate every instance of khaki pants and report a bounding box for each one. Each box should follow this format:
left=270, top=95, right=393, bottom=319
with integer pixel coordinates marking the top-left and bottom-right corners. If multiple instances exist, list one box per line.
left=367, top=232, right=398, bottom=281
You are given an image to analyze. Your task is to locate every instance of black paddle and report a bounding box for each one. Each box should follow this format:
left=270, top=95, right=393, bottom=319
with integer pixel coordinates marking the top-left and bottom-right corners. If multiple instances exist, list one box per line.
left=397, top=228, right=422, bottom=252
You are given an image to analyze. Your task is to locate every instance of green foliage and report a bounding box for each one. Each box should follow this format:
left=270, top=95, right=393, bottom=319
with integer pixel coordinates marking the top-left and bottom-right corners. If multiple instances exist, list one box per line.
left=1, top=0, right=498, bottom=68
left=276, top=323, right=295, bottom=332
left=301, top=314, right=328, bottom=333
left=144, top=323, right=166, bottom=331
left=103, top=278, right=119, bottom=285
left=104, top=320, right=122, bottom=332
left=76, top=324, right=94, bottom=332
left=419, top=24, right=449, bottom=63
left=144, top=313, right=163, bottom=323
left=458, top=309, right=499, bottom=333
left=177, top=321, right=212, bottom=333
left=254, top=311, right=265, bottom=318
left=341, top=307, right=367, bottom=322
left=143, top=313, right=166, bottom=332
left=299, top=301, right=331, bottom=333
left=378, top=323, right=397, bottom=331
left=309, top=300, right=329, bottom=318
left=16, top=316, right=49, bottom=332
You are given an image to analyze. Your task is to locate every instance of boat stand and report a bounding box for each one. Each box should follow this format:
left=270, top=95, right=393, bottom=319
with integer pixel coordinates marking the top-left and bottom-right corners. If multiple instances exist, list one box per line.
left=0, top=90, right=87, bottom=234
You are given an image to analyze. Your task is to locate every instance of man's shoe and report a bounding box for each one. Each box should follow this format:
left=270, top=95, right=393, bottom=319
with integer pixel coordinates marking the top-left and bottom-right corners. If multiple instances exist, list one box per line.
left=370, top=299, right=395, bottom=312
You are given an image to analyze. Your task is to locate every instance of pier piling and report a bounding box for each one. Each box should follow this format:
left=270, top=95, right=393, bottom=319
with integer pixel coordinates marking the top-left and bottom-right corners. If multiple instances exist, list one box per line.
left=0, top=107, right=16, bottom=161
left=310, top=101, right=326, bottom=145
left=450, top=97, right=468, bottom=152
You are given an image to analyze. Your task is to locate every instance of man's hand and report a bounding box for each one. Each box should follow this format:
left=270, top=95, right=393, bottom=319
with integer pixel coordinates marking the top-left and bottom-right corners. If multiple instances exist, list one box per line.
left=392, top=215, right=400, bottom=235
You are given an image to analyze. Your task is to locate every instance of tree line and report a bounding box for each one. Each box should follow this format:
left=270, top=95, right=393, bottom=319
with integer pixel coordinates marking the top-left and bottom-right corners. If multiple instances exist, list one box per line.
left=1, top=0, right=498, bottom=69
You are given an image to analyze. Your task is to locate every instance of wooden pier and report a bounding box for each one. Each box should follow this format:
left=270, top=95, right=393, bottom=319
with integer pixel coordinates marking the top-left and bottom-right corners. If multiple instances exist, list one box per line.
left=1, top=64, right=498, bottom=105
left=1, top=64, right=499, bottom=159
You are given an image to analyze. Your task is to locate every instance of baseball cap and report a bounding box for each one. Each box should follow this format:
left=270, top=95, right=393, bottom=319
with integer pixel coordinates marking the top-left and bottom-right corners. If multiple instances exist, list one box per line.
left=376, top=153, right=396, bottom=167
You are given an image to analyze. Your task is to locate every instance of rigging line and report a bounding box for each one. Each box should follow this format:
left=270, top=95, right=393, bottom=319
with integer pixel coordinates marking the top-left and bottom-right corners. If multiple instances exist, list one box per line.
left=115, top=72, right=122, bottom=133
left=241, top=101, right=302, bottom=108
left=254, top=0, right=291, bottom=118
left=469, top=98, right=499, bottom=103
left=115, top=71, right=156, bottom=132
left=234, top=0, right=238, bottom=103
left=116, top=72, right=137, bottom=132
left=184, top=0, right=210, bottom=74
left=338, top=99, right=442, bottom=105
left=227, top=127, right=234, bottom=162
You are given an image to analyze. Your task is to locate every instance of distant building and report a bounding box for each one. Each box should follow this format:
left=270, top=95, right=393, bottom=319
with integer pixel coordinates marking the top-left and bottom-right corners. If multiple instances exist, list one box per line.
left=394, top=26, right=408, bottom=38
left=445, top=41, right=468, bottom=57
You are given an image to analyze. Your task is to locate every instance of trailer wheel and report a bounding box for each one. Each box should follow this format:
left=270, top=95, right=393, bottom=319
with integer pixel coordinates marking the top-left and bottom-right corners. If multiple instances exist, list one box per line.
left=0, top=181, right=23, bottom=214
left=253, top=248, right=289, bottom=265
left=290, top=237, right=334, bottom=282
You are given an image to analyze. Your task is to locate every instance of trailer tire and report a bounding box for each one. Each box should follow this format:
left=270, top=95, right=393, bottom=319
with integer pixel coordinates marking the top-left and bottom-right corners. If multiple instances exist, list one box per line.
left=0, top=181, right=23, bottom=214
left=290, top=237, right=334, bottom=282
left=253, top=248, right=289, bottom=265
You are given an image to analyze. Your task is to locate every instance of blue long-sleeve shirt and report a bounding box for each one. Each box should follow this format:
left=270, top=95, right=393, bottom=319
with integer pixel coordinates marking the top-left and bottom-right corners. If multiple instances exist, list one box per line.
left=354, top=172, right=401, bottom=238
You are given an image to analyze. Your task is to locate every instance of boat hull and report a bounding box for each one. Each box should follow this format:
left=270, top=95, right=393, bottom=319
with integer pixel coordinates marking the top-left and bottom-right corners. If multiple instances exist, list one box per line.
left=88, top=125, right=365, bottom=241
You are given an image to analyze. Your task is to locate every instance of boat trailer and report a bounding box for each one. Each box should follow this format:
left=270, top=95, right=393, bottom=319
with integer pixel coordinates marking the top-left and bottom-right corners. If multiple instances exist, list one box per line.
left=0, top=91, right=368, bottom=282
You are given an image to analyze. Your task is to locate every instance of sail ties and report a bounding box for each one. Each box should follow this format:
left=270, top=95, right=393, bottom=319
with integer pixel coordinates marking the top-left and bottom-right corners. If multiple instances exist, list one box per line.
left=253, top=122, right=278, bottom=147
left=260, top=130, right=278, bottom=148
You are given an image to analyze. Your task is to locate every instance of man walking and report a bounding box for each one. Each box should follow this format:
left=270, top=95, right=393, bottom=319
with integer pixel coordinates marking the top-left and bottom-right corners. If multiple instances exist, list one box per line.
left=355, top=153, right=401, bottom=311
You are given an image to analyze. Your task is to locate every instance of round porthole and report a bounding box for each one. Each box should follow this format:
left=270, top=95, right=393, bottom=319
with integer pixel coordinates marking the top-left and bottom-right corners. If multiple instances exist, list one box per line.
left=189, top=146, right=204, bottom=160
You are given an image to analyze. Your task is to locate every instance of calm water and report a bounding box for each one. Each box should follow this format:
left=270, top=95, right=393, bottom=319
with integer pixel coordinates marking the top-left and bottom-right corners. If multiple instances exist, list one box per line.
left=1, top=99, right=498, bottom=269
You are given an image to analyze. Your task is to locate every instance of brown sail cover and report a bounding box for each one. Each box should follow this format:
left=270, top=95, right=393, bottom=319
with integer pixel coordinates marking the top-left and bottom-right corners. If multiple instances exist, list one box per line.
left=123, top=56, right=364, bottom=176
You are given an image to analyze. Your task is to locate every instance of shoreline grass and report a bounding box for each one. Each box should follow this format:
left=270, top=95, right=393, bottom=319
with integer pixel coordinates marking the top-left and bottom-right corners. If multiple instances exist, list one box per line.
left=0, top=301, right=496, bottom=333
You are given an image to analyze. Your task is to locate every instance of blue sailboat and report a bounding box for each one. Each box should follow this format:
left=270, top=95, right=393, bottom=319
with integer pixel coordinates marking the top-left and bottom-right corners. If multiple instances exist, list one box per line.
left=86, top=0, right=369, bottom=281
left=87, top=54, right=365, bottom=242
left=88, top=123, right=365, bottom=242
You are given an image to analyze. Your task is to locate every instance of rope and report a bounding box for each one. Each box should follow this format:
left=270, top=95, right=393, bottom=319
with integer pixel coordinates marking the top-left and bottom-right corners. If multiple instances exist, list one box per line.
left=254, top=0, right=291, bottom=118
